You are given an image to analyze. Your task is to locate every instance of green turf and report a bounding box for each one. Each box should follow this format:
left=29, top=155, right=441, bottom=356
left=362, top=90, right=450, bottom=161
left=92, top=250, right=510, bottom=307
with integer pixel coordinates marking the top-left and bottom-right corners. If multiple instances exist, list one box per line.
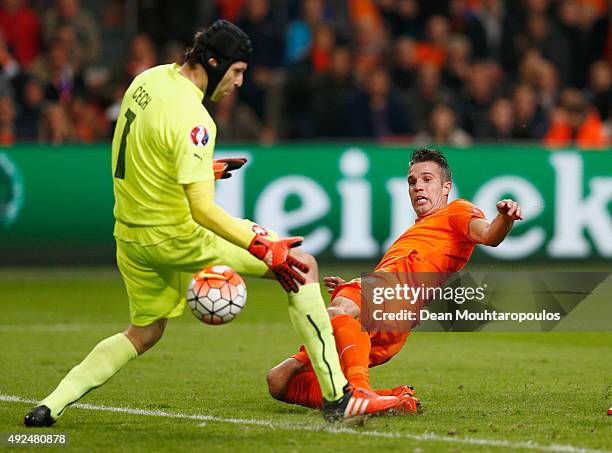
left=0, top=267, right=611, bottom=452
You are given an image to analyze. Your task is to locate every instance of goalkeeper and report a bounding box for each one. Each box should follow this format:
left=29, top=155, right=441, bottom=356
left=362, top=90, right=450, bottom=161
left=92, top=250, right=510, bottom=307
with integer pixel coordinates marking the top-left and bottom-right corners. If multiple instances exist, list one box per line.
left=24, top=20, right=399, bottom=427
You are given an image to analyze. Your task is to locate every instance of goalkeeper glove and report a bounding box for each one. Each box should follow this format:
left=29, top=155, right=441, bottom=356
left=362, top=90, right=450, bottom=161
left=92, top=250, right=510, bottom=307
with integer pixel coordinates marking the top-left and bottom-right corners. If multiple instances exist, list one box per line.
left=213, top=158, right=247, bottom=180
left=248, top=235, right=309, bottom=293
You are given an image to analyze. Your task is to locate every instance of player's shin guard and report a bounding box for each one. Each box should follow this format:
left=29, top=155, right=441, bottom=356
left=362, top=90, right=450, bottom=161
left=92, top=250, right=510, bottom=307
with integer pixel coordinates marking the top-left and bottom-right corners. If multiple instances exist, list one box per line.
left=40, top=333, right=138, bottom=419
left=288, top=283, right=347, bottom=402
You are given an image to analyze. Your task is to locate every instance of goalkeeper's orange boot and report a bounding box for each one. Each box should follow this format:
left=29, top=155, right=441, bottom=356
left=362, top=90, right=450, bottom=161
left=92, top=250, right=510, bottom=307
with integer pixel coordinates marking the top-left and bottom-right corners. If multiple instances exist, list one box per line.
left=322, top=385, right=399, bottom=422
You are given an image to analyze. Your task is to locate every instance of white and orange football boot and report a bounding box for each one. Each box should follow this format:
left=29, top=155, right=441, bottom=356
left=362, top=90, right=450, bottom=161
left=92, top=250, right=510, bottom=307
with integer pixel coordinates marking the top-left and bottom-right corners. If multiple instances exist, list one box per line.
left=376, top=384, right=421, bottom=414
left=322, top=385, right=400, bottom=421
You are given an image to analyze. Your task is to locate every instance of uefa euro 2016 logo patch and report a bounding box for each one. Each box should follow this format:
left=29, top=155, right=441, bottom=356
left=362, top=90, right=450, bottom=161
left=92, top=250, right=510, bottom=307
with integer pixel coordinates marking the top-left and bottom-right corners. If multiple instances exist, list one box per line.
left=190, top=125, right=209, bottom=147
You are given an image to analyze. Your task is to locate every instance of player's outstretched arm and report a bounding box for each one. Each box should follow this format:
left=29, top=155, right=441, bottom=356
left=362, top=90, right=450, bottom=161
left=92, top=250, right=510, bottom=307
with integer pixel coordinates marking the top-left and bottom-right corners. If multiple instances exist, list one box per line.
left=468, top=199, right=523, bottom=247
left=185, top=180, right=256, bottom=248
left=184, top=180, right=308, bottom=292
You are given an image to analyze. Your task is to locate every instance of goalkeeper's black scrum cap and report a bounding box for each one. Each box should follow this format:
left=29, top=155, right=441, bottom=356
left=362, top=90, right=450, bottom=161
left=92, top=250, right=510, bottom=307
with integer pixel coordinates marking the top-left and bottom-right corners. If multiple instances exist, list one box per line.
left=192, top=19, right=252, bottom=97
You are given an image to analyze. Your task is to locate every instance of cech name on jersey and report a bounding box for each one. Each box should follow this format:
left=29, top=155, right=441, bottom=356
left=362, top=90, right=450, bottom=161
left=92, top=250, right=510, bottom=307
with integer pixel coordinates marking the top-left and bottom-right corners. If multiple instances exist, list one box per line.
left=132, top=84, right=152, bottom=110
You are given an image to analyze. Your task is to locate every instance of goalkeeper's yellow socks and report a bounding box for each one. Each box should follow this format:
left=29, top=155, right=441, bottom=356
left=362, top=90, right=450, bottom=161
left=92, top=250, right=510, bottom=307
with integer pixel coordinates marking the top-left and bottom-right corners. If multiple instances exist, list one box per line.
left=288, top=283, right=347, bottom=402
left=40, top=333, right=137, bottom=419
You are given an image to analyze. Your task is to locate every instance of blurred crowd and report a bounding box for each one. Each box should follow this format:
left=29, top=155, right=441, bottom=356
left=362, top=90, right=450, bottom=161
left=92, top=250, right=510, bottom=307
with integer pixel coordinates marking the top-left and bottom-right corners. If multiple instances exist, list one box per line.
left=1, top=0, right=611, bottom=148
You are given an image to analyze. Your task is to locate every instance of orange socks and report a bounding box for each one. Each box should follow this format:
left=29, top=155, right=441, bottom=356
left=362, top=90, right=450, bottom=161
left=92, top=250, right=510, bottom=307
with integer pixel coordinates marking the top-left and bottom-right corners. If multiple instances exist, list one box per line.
left=283, top=370, right=323, bottom=408
left=331, top=315, right=373, bottom=391
left=283, top=314, right=373, bottom=408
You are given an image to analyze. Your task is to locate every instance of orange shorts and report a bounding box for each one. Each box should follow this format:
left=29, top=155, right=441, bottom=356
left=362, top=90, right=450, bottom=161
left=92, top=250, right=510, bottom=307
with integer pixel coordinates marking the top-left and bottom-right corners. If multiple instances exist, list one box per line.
left=291, top=280, right=409, bottom=369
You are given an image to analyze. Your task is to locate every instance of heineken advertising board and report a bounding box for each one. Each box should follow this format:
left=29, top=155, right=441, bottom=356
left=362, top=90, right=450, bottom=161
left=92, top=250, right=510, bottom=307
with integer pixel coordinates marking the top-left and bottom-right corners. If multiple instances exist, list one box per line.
left=1, top=145, right=610, bottom=263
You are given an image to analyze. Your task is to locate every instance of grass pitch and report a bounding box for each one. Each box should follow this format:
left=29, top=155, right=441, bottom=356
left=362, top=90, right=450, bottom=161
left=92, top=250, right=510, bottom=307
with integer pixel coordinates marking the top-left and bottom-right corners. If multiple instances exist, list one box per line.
left=0, top=266, right=610, bottom=452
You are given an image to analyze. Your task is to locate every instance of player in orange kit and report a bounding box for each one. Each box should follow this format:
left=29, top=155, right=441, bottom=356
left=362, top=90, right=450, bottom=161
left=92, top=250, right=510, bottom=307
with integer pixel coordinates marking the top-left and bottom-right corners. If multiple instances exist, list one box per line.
left=266, top=148, right=524, bottom=414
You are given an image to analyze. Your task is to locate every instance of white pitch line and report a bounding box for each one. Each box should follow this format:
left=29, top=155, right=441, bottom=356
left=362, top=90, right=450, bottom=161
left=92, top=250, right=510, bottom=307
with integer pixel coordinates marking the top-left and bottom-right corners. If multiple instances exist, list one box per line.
left=1, top=395, right=608, bottom=453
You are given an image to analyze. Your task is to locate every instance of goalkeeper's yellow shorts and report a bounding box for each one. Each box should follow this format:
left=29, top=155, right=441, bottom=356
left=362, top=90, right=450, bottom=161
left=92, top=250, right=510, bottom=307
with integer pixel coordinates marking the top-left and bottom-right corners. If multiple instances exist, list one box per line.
left=115, top=220, right=275, bottom=327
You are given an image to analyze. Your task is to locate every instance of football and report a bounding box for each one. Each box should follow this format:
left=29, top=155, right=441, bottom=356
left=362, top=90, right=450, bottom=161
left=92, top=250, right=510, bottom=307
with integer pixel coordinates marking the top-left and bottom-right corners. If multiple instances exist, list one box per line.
left=187, top=265, right=247, bottom=325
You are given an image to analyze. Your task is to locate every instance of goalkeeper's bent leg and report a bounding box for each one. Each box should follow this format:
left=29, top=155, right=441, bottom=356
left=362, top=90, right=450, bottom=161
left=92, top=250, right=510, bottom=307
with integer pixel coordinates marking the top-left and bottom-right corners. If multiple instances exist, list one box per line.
left=286, top=251, right=348, bottom=402
left=39, top=320, right=165, bottom=419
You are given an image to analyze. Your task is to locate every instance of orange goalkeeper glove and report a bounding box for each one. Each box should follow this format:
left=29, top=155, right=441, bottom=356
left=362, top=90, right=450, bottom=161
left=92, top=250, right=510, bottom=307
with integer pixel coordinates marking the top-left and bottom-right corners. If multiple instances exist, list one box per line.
left=213, top=158, right=247, bottom=180
left=248, top=235, right=309, bottom=293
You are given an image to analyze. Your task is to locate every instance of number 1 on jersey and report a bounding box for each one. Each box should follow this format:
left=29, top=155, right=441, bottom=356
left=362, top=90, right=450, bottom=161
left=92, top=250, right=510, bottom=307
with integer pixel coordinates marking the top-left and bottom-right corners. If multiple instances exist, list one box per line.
left=114, top=108, right=136, bottom=179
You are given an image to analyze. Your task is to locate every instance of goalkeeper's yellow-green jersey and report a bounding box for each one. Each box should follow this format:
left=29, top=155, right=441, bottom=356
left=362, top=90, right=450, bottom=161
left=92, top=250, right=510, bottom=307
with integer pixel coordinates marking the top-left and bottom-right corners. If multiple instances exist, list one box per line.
left=112, top=64, right=216, bottom=245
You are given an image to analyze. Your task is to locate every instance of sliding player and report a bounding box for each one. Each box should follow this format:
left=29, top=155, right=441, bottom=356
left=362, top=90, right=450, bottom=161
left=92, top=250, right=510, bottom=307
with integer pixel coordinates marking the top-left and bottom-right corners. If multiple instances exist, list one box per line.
left=266, top=148, right=523, bottom=413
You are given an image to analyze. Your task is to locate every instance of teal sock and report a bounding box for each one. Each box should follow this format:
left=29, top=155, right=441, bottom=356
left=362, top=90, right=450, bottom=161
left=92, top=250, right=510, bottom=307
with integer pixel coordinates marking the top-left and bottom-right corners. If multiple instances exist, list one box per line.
left=288, top=283, right=347, bottom=401
left=40, top=333, right=137, bottom=418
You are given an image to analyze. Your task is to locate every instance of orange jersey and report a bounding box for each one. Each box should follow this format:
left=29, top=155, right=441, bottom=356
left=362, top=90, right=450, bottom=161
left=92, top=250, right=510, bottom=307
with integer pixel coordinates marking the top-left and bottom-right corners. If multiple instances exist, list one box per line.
left=289, top=199, right=488, bottom=372
left=375, top=199, right=485, bottom=273
left=312, top=199, right=487, bottom=368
